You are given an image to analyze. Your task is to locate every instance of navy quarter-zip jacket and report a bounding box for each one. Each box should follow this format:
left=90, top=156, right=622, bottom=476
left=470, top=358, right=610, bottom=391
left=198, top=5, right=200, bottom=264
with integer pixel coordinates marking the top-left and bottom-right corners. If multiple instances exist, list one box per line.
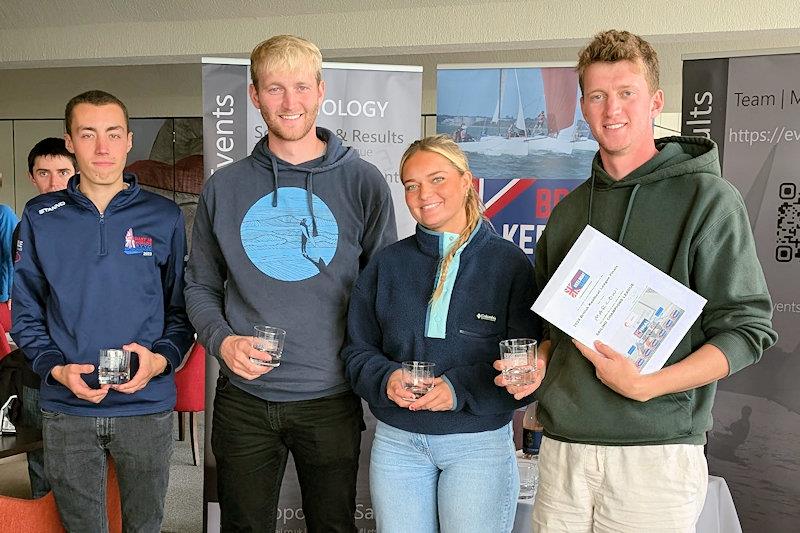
left=11, top=174, right=194, bottom=416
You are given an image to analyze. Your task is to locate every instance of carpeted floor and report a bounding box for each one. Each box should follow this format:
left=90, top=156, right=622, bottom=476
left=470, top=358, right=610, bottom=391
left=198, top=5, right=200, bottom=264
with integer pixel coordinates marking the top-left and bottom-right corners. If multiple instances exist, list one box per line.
left=0, top=413, right=204, bottom=532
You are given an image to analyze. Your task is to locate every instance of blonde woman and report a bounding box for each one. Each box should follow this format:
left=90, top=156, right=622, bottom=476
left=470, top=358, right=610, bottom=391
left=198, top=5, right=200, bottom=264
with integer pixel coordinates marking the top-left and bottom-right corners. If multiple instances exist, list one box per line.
left=343, top=135, right=542, bottom=532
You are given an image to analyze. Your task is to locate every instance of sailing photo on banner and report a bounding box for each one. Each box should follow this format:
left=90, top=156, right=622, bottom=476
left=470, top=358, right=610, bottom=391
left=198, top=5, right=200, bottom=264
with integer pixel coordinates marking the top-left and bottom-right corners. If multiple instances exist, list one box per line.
left=437, top=65, right=595, bottom=259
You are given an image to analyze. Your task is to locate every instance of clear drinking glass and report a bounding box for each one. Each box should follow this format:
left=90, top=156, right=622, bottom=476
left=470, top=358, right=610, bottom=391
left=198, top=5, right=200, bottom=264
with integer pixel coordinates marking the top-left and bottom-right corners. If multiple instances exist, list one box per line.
left=401, top=361, right=436, bottom=399
left=500, top=338, right=538, bottom=385
left=251, top=325, right=286, bottom=367
left=98, top=349, right=131, bottom=385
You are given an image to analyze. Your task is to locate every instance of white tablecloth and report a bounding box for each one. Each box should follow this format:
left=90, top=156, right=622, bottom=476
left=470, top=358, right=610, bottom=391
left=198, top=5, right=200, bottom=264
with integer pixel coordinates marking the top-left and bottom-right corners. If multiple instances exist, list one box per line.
left=513, top=475, right=742, bottom=533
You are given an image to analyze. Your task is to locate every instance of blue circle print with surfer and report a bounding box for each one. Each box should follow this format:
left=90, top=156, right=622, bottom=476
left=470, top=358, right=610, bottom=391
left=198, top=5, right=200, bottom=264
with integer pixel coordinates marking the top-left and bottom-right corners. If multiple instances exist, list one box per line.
left=241, top=187, right=338, bottom=281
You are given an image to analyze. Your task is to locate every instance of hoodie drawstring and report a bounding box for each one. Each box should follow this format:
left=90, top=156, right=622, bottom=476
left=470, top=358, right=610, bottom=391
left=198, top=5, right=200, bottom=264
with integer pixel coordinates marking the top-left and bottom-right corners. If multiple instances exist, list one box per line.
left=586, top=175, right=640, bottom=244
left=618, top=183, right=640, bottom=244
left=306, top=172, right=318, bottom=237
left=270, top=155, right=279, bottom=207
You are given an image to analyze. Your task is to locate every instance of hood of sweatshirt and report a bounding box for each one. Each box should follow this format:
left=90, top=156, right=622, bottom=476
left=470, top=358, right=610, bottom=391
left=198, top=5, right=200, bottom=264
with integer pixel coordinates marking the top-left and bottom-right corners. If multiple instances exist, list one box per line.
left=250, top=127, right=357, bottom=238
left=587, top=135, right=720, bottom=243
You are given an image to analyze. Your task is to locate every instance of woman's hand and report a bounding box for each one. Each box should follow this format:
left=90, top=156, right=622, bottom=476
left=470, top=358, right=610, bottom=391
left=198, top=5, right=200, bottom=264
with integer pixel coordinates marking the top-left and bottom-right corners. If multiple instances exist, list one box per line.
left=408, top=378, right=453, bottom=412
left=386, top=368, right=416, bottom=408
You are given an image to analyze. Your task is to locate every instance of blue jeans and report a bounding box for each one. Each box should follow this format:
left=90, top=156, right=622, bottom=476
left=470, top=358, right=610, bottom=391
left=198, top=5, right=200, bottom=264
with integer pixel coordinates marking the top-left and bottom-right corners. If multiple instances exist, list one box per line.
left=20, top=384, right=50, bottom=498
left=42, top=409, right=174, bottom=533
left=370, top=420, right=519, bottom=533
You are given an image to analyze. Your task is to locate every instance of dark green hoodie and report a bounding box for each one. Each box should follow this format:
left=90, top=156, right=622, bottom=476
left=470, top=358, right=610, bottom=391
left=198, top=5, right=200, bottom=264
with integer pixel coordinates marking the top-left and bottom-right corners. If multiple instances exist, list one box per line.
left=534, top=136, right=777, bottom=445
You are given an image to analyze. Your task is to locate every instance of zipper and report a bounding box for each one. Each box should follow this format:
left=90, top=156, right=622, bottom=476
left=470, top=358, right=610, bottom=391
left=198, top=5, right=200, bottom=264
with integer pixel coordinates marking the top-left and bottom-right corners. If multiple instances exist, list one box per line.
left=458, top=328, right=498, bottom=339
left=99, top=214, right=107, bottom=256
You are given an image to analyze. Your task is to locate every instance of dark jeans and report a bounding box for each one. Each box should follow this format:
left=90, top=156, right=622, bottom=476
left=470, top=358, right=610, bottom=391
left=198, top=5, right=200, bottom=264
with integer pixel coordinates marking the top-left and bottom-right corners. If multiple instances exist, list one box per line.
left=42, top=409, right=173, bottom=533
left=212, top=375, right=364, bottom=533
left=20, top=384, right=50, bottom=498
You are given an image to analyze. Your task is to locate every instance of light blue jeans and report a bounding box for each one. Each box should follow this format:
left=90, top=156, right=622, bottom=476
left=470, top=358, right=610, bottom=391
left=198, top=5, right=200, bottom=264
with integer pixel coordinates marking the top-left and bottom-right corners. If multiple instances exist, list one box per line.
left=370, top=420, right=519, bottom=533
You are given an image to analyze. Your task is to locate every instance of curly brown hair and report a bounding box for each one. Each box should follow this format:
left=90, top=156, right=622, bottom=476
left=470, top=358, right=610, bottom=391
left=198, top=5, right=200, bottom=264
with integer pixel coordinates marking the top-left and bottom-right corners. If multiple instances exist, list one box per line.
left=576, top=30, right=659, bottom=95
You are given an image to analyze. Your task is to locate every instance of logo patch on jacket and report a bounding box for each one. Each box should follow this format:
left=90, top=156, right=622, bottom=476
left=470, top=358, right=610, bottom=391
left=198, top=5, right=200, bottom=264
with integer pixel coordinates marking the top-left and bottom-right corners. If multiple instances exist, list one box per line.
left=476, top=313, right=497, bottom=322
left=38, top=201, right=65, bottom=215
left=123, top=228, right=153, bottom=256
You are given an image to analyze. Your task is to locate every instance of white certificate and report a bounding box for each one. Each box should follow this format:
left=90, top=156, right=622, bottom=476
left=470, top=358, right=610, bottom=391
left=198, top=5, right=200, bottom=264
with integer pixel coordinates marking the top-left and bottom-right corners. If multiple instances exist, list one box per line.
left=533, top=225, right=706, bottom=374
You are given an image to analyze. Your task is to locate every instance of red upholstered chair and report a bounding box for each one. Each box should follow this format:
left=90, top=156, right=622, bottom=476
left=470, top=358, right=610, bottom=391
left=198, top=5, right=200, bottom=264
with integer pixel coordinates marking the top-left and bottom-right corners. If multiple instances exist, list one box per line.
left=0, top=458, right=122, bottom=533
left=174, top=342, right=205, bottom=465
left=0, top=322, right=12, bottom=360
left=0, top=303, right=10, bottom=333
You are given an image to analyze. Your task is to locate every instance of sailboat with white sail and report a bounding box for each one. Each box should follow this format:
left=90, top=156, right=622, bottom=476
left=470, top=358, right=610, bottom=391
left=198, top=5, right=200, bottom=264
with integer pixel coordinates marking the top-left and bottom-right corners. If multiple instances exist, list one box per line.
left=457, top=68, right=596, bottom=156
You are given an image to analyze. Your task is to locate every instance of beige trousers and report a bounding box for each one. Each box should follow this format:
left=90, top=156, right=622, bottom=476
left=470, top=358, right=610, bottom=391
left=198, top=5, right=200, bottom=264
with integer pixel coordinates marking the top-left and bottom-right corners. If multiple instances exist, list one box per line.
left=532, top=436, right=708, bottom=533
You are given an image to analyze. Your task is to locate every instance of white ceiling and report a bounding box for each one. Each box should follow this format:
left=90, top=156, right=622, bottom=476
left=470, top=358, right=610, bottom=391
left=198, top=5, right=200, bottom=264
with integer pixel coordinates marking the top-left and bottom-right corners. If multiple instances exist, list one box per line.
left=1, top=0, right=798, bottom=70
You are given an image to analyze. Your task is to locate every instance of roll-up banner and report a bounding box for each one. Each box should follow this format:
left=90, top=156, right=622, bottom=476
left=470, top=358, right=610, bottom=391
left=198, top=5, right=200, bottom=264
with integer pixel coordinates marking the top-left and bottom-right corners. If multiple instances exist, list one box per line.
left=202, top=58, right=422, bottom=532
left=682, top=51, right=800, bottom=532
left=436, top=64, right=596, bottom=259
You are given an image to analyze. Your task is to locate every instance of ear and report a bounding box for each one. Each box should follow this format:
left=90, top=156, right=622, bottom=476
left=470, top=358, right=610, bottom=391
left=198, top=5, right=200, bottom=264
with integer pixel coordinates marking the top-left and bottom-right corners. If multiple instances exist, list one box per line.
left=248, top=83, right=261, bottom=110
left=64, top=132, right=75, bottom=154
left=317, top=79, right=326, bottom=103
left=126, top=131, right=133, bottom=154
left=650, top=89, right=665, bottom=119
left=462, top=170, right=474, bottom=193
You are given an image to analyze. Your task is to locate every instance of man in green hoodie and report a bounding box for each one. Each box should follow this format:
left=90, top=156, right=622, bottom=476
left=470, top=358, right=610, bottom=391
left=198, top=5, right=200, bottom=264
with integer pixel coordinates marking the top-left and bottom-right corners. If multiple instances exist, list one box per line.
left=499, top=30, right=777, bottom=532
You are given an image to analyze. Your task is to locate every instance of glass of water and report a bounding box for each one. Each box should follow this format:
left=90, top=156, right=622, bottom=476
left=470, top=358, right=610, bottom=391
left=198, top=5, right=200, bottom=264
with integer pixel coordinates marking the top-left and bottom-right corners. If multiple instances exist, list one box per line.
left=98, top=349, right=131, bottom=385
left=251, top=325, right=286, bottom=367
left=401, top=361, right=436, bottom=399
left=517, top=452, right=539, bottom=500
left=500, top=339, right=538, bottom=385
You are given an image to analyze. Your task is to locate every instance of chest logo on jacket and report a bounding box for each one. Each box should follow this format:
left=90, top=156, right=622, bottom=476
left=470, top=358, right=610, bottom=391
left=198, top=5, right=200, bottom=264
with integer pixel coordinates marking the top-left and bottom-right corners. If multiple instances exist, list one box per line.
left=241, top=187, right=339, bottom=281
left=123, top=228, right=153, bottom=256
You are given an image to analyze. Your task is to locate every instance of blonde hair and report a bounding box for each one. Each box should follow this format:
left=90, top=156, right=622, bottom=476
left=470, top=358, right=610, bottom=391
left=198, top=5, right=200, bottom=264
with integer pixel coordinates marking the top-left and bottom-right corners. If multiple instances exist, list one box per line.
left=250, top=35, right=323, bottom=87
left=400, top=135, right=486, bottom=301
left=576, top=30, right=660, bottom=94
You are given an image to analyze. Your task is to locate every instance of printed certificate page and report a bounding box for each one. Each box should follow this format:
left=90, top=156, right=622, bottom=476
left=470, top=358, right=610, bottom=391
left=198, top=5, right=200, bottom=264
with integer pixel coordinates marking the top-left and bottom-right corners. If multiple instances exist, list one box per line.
left=533, top=226, right=706, bottom=374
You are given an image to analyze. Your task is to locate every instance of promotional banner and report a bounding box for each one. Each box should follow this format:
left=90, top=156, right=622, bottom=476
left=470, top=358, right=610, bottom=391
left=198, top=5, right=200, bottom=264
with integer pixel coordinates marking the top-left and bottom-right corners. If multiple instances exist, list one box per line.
left=437, top=65, right=595, bottom=259
left=202, top=58, right=422, bottom=532
left=682, top=52, right=800, bottom=531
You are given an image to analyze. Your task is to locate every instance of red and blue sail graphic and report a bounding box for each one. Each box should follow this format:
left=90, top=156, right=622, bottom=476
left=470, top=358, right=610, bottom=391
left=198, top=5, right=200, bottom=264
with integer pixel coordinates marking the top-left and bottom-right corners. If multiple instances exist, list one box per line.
left=475, top=177, right=584, bottom=261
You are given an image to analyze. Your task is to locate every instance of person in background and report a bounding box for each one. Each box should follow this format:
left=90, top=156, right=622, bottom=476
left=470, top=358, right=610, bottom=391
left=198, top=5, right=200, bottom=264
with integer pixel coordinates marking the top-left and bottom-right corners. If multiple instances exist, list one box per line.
left=0, top=204, right=17, bottom=306
left=12, top=90, right=193, bottom=531
left=185, top=35, right=396, bottom=532
left=11, top=137, right=77, bottom=499
left=343, top=135, right=543, bottom=532
left=497, top=29, right=777, bottom=532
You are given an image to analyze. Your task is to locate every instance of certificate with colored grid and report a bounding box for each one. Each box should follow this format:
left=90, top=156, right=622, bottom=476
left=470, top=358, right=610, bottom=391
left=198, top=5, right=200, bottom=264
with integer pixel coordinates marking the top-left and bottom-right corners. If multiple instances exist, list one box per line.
left=533, top=225, right=706, bottom=374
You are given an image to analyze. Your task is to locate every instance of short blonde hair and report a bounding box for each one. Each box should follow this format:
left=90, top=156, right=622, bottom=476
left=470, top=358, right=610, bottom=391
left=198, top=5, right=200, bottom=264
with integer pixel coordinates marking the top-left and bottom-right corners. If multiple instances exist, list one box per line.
left=576, top=30, right=660, bottom=95
left=401, top=135, right=486, bottom=301
left=250, top=35, right=323, bottom=87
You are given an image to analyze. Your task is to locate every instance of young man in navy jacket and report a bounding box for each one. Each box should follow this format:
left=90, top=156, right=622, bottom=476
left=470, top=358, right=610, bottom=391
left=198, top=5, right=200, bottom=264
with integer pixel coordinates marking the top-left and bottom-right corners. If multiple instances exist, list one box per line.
left=11, top=90, right=194, bottom=533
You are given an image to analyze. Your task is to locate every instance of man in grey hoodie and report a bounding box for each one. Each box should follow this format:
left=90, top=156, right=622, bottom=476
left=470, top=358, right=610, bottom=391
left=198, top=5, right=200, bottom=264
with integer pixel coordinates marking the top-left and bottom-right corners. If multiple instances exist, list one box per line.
left=185, top=35, right=397, bottom=532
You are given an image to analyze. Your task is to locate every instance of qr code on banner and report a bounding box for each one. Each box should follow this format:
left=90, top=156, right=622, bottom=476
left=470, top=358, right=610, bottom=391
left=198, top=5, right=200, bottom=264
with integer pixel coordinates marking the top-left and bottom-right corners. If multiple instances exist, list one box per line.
left=776, top=182, right=800, bottom=262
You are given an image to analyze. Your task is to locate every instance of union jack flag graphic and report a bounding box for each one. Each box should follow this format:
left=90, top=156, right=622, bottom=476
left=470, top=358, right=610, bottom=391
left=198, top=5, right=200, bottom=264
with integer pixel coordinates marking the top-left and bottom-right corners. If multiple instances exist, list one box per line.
left=474, top=177, right=584, bottom=261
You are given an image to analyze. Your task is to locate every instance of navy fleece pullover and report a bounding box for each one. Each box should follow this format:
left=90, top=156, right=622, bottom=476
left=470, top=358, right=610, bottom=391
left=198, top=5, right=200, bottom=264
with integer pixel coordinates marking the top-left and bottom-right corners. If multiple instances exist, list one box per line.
left=11, top=174, right=194, bottom=416
left=343, top=222, right=539, bottom=435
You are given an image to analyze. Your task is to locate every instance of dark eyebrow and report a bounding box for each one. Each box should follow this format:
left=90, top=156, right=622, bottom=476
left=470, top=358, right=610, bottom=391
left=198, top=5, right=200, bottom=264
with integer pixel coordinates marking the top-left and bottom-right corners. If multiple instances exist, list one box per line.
left=76, top=125, right=125, bottom=133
